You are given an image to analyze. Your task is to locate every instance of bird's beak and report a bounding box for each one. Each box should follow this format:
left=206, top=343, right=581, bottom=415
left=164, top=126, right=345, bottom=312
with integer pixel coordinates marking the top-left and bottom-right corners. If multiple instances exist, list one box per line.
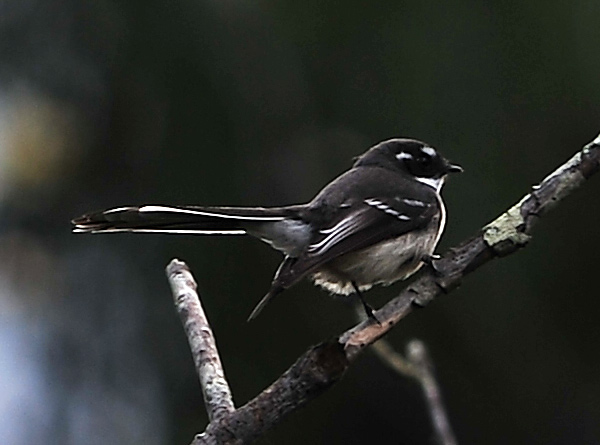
left=447, top=163, right=463, bottom=173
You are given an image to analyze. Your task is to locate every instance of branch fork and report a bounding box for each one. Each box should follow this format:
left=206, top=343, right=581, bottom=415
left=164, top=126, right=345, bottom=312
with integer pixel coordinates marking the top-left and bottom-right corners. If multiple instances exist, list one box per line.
left=165, top=133, right=600, bottom=444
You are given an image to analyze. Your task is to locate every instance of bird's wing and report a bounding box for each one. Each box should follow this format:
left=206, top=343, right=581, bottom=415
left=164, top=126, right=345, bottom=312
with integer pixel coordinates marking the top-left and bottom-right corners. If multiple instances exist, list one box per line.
left=272, top=195, right=438, bottom=290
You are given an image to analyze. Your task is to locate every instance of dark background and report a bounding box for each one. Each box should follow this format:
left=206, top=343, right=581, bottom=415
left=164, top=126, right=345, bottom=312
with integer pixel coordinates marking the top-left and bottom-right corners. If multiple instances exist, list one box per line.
left=1, top=1, right=599, bottom=444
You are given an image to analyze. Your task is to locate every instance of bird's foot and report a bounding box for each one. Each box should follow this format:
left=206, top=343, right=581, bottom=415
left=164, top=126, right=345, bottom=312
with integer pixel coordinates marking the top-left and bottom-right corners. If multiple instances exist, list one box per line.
left=422, top=254, right=443, bottom=276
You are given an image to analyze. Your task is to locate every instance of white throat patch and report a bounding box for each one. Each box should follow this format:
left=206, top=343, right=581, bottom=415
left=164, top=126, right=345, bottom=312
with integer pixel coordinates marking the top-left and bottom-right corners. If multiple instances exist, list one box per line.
left=415, top=175, right=445, bottom=192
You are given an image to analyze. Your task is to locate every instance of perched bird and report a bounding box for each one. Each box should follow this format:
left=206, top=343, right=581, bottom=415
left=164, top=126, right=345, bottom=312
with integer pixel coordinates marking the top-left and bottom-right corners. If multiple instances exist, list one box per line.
left=73, top=138, right=462, bottom=321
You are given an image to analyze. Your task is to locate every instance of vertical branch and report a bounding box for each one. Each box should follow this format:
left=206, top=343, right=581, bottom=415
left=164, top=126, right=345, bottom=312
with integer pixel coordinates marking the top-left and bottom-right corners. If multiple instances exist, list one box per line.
left=405, top=341, right=457, bottom=445
left=372, top=339, right=457, bottom=445
left=166, top=259, right=235, bottom=422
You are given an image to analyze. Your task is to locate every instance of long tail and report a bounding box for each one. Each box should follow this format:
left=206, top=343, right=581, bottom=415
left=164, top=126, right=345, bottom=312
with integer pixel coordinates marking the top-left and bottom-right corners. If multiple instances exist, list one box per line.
left=72, top=204, right=293, bottom=235
left=72, top=204, right=307, bottom=321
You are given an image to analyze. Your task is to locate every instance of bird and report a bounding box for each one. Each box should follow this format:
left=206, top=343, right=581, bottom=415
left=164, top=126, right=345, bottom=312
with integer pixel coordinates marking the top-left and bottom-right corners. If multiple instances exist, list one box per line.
left=72, top=138, right=462, bottom=321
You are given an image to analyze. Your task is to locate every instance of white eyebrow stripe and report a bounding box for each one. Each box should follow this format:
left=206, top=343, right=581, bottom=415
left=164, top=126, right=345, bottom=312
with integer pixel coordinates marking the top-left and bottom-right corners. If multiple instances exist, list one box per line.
left=138, top=205, right=285, bottom=221
left=402, top=198, right=427, bottom=207
left=422, top=146, right=437, bottom=157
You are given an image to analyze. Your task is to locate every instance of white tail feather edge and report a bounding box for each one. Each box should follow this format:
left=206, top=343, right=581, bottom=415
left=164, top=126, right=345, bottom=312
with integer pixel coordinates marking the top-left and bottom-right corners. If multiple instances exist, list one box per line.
left=73, top=228, right=247, bottom=235
left=138, top=205, right=285, bottom=221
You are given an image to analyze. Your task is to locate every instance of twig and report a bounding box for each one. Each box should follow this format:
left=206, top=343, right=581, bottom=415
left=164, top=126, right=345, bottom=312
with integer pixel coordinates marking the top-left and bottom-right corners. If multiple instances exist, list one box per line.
left=183, top=134, right=600, bottom=444
left=166, top=259, right=235, bottom=422
left=355, top=303, right=457, bottom=444
left=372, top=339, right=457, bottom=445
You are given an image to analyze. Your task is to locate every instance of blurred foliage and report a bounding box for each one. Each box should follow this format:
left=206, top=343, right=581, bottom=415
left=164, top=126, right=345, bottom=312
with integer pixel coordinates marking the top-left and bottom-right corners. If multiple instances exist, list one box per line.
left=0, top=0, right=599, bottom=444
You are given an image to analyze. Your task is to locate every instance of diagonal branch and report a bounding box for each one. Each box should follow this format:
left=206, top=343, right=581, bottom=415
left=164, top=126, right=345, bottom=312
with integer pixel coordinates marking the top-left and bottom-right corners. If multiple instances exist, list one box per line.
left=340, top=133, right=600, bottom=357
left=185, top=133, right=600, bottom=444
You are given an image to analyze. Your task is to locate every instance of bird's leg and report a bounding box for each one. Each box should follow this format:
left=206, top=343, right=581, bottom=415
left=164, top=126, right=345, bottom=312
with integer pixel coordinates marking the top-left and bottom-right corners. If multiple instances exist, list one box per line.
left=351, top=281, right=380, bottom=325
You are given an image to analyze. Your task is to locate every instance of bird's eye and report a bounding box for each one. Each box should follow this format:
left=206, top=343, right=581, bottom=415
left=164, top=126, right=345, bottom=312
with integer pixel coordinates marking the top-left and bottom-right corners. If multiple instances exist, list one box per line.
left=418, top=154, right=432, bottom=165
